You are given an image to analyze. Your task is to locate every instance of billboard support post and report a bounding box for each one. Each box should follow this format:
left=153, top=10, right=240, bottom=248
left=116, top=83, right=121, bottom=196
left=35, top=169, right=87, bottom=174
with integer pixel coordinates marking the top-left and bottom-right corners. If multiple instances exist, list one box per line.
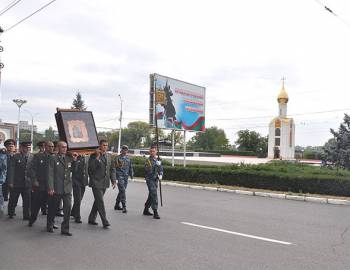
left=172, top=130, right=175, bottom=167
left=183, top=130, right=187, bottom=168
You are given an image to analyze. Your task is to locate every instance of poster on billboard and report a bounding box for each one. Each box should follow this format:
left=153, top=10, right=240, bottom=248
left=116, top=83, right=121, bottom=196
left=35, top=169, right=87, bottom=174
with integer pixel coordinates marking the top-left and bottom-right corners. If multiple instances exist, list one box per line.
left=149, top=73, right=205, bottom=132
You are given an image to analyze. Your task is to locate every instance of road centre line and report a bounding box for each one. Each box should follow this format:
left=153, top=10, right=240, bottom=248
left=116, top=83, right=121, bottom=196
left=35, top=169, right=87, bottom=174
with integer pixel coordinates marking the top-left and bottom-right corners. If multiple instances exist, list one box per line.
left=181, top=222, right=294, bottom=246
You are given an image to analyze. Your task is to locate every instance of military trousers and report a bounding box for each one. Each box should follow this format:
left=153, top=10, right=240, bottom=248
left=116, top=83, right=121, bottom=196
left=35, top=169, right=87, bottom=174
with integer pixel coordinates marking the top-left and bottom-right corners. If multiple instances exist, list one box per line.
left=89, top=188, right=109, bottom=226
left=47, top=193, right=72, bottom=233
left=8, top=187, right=31, bottom=219
left=30, top=190, right=48, bottom=224
left=116, top=177, right=128, bottom=206
left=71, top=185, right=86, bottom=221
left=0, top=184, right=4, bottom=214
left=145, top=179, right=158, bottom=211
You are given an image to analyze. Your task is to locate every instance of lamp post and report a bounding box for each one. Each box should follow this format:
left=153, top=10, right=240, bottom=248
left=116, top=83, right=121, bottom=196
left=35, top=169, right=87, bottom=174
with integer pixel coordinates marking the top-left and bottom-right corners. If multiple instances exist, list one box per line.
left=117, top=94, right=123, bottom=153
left=13, top=99, right=27, bottom=150
left=24, top=110, right=37, bottom=153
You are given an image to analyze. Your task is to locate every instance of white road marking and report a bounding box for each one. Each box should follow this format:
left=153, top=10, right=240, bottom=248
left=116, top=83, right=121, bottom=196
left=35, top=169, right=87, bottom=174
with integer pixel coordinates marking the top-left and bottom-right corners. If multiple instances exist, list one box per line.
left=181, top=222, right=294, bottom=246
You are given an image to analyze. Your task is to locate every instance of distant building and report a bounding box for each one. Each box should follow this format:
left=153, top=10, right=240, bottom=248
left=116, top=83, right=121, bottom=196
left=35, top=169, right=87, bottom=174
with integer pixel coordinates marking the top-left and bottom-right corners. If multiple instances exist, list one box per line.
left=268, top=79, right=295, bottom=160
left=18, top=120, right=38, bottom=132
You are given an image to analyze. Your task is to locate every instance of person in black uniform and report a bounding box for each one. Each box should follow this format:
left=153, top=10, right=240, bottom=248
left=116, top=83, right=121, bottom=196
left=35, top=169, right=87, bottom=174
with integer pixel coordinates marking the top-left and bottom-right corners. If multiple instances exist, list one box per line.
left=47, top=141, right=77, bottom=236
left=7, top=141, right=33, bottom=220
left=28, top=141, right=54, bottom=226
left=71, top=154, right=89, bottom=223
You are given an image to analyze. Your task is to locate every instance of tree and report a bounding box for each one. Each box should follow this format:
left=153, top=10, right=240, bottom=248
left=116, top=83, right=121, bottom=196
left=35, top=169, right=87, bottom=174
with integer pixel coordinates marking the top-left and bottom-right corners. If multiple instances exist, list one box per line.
left=235, top=129, right=265, bottom=152
left=19, top=129, right=45, bottom=150
left=323, top=114, right=350, bottom=168
left=44, top=126, right=58, bottom=141
left=188, top=126, right=229, bottom=151
left=71, top=91, right=87, bottom=111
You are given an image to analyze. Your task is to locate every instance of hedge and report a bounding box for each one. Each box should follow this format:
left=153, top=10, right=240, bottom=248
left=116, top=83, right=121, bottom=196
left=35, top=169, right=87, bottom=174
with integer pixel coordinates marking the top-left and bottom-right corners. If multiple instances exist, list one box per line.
left=133, top=161, right=350, bottom=197
left=206, top=150, right=257, bottom=156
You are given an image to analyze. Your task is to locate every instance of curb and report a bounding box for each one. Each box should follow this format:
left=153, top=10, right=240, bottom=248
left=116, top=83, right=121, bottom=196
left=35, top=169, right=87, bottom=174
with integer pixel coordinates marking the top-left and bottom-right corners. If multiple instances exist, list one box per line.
left=131, top=178, right=350, bottom=206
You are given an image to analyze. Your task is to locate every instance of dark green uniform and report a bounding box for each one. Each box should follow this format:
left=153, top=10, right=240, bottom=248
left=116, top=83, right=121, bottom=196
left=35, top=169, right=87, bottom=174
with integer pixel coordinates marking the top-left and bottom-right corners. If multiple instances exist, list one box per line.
left=71, top=155, right=89, bottom=222
left=88, top=152, right=115, bottom=226
left=29, top=152, right=50, bottom=225
left=7, top=153, right=33, bottom=219
left=47, top=154, right=75, bottom=233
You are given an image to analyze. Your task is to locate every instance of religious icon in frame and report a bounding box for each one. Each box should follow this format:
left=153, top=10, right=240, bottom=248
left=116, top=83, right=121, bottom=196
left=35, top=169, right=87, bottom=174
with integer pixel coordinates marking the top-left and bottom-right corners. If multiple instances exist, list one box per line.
left=55, top=109, right=99, bottom=151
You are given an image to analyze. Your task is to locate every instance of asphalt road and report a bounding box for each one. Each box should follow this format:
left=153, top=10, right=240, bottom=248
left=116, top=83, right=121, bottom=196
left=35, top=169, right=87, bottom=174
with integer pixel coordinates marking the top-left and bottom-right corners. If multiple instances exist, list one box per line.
left=1, top=181, right=350, bottom=270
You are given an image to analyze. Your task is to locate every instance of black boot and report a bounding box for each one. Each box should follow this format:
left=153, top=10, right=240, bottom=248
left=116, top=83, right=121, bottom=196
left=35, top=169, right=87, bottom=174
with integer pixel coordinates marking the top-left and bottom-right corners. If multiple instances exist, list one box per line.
left=114, top=202, right=122, bottom=210
left=153, top=210, right=160, bottom=219
left=143, top=208, right=153, bottom=216
left=122, top=203, right=127, bottom=213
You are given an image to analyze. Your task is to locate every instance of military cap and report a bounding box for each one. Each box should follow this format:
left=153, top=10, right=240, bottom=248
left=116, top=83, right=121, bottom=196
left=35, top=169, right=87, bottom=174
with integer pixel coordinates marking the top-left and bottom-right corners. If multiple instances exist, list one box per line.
left=121, top=145, right=129, bottom=150
left=4, top=139, right=16, bottom=147
left=20, top=141, right=32, bottom=147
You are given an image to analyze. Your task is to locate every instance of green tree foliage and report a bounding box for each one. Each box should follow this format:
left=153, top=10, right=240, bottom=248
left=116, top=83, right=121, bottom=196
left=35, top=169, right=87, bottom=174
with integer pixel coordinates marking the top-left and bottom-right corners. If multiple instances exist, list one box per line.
left=323, top=114, right=350, bottom=168
left=235, top=129, right=267, bottom=153
left=44, top=126, right=58, bottom=141
left=71, top=91, right=87, bottom=111
left=188, top=126, right=229, bottom=151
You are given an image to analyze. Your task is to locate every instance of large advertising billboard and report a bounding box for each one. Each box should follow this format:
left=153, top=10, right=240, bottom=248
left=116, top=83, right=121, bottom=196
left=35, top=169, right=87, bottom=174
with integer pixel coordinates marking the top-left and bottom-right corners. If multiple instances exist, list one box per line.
left=149, top=73, right=205, bottom=132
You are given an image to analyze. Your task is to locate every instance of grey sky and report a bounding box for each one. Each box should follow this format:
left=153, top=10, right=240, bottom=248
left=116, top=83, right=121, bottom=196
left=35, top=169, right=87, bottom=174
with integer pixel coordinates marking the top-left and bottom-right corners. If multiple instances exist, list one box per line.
left=0, top=0, right=350, bottom=146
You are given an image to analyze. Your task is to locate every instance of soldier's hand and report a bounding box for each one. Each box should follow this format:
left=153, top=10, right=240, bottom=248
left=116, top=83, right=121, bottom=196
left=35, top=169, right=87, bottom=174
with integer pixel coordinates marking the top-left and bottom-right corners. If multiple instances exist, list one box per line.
left=72, top=152, right=79, bottom=161
left=112, top=181, right=117, bottom=189
left=158, top=174, right=163, bottom=180
left=48, top=189, right=55, bottom=196
left=8, top=183, right=13, bottom=189
left=95, top=149, right=101, bottom=159
left=156, top=160, right=162, bottom=166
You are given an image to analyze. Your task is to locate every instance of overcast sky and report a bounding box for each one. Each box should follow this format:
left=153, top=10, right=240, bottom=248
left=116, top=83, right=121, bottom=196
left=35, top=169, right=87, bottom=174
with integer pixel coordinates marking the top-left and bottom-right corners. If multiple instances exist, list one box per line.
left=0, top=0, right=350, bottom=146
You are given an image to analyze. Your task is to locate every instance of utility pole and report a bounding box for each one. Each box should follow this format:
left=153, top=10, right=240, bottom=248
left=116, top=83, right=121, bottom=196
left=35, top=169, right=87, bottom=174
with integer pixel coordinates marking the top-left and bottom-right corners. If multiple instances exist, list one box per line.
left=24, top=110, right=37, bottom=153
left=13, top=99, right=27, bottom=150
left=117, top=94, right=123, bottom=153
left=0, top=26, right=4, bottom=100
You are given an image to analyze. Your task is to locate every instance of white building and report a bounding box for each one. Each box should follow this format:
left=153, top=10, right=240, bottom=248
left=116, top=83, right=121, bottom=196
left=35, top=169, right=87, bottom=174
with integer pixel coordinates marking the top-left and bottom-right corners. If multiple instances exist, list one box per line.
left=268, top=80, right=295, bottom=159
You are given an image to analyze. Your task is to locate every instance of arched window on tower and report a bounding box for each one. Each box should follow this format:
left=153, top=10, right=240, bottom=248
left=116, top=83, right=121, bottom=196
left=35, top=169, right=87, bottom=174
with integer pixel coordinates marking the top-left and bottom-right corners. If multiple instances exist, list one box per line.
left=275, top=128, right=281, bottom=137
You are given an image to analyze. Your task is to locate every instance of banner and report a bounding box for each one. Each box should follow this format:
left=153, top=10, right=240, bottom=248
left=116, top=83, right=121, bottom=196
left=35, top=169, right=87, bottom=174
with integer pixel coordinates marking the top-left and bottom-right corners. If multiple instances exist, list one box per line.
left=150, top=74, right=205, bottom=132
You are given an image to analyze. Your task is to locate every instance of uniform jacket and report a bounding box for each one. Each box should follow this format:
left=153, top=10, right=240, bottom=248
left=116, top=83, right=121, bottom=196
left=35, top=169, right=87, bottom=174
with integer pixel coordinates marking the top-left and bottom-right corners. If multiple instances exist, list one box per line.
left=0, top=152, right=7, bottom=185
left=114, top=154, right=134, bottom=179
left=48, top=154, right=75, bottom=195
left=144, top=156, right=163, bottom=181
left=73, top=155, right=89, bottom=187
left=31, top=152, right=51, bottom=191
left=88, top=152, right=116, bottom=189
left=8, top=153, right=33, bottom=188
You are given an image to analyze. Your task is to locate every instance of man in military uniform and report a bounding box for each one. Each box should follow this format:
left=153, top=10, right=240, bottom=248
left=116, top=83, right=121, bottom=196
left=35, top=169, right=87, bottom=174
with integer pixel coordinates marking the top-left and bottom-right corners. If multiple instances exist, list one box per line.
left=88, top=139, right=116, bottom=228
left=28, top=141, right=54, bottom=226
left=114, top=145, right=133, bottom=213
left=143, top=146, right=163, bottom=219
left=47, top=141, right=77, bottom=236
left=71, top=154, right=89, bottom=223
left=7, top=141, right=33, bottom=220
left=2, top=139, right=16, bottom=202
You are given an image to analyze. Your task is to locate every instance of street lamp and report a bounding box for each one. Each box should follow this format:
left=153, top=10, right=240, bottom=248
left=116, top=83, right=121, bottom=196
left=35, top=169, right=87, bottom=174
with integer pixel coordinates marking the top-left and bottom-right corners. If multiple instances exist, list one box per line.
left=117, top=94, right=123, bottom=153
left=24, top=110, right=38, bottom=153
left=13, top=99, right=27, bottom=150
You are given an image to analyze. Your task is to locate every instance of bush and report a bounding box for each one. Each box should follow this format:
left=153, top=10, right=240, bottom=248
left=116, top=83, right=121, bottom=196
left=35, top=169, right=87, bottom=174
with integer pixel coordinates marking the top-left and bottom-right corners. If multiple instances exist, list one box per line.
left=133, top=161, right=350, bottom=196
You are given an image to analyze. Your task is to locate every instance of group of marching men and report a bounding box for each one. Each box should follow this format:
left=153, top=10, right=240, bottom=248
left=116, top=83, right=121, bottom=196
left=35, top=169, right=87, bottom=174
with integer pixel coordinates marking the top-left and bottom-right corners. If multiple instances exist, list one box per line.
left=0, top=139, right=164, bottom=236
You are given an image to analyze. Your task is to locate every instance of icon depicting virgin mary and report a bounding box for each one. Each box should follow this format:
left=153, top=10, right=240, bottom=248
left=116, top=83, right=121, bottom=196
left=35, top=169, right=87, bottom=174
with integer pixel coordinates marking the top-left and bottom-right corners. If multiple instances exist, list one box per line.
left=67, top=120, right=89, bottom=143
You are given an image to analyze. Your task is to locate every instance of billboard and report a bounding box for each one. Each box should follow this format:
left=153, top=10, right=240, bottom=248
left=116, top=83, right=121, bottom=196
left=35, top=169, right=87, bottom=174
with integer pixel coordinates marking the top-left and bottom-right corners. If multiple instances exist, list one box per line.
left=149, top=74, right=205, bottom=132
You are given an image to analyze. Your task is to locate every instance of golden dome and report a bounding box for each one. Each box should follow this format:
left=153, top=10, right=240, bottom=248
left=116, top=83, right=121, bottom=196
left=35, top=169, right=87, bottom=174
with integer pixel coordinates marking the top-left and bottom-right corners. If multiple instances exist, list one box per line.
left=277, top=79, right=289, bottom=103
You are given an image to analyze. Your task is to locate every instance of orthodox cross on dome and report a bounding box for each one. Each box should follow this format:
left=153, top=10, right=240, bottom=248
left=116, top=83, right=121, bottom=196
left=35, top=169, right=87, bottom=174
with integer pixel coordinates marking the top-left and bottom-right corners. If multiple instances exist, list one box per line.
left=281, top=77, right=286, bottom=88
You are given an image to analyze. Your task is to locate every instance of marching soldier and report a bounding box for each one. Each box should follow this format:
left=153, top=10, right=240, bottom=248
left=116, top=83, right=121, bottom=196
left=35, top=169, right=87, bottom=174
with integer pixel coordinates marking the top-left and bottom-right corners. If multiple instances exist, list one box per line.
left=2, top=139, right=16, bottom=203
left=7, top=141, right=33, bottom=220
left=28, top=141, right=54, bottom=226
left=71, top=154, right=89, bottom=223
left=143, top=146, right=163, bottom=219
left=47, top=141, right=77, bottom=236
left=114, top=145, right=134, bottom=213
left=88, top=139, right=116, bottom=228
